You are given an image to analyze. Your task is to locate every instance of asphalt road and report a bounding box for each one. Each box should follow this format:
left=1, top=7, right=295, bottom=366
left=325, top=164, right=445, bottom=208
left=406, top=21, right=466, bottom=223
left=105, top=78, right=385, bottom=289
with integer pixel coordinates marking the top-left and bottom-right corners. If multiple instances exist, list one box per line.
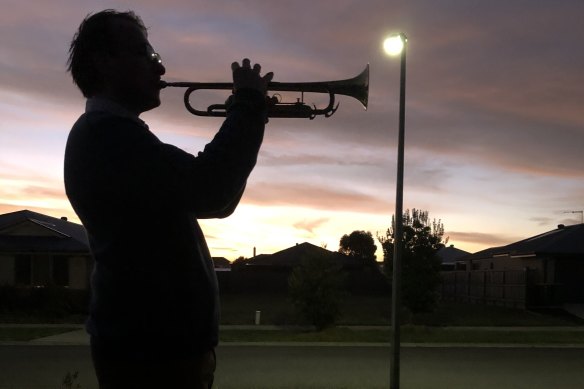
left=0, top=344, right=583, bottom=389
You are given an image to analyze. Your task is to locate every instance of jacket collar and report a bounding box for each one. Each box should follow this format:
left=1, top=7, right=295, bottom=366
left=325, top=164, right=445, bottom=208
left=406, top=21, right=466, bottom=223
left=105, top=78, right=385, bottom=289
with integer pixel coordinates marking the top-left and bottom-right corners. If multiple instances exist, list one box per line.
left=85, top=97, right=148, bottom=129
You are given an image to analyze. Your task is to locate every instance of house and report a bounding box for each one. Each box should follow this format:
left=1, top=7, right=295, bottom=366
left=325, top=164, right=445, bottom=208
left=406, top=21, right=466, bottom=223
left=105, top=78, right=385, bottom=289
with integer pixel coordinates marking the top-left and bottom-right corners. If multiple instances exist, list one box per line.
left=437, top=245, right=470, bottom=270
left=220, top=242, right=389, bottom=294
left=245, top=242, right=361, bottom=268
left=0, top=210, right=91, bottom=289
left=442, top=224, right=584, bottom=308
left=212, top=257, right=231, bottom=270
left=0, top=210, right=256, bottom=291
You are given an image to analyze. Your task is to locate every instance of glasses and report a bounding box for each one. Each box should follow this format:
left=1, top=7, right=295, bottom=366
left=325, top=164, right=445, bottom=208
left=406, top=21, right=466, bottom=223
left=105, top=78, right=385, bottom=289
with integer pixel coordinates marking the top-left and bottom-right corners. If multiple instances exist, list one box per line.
left=145, top=45, right=162, bottom=64
left=118, top=44, right=162, bottom=64
left=150, top=51, right=162, bottom=64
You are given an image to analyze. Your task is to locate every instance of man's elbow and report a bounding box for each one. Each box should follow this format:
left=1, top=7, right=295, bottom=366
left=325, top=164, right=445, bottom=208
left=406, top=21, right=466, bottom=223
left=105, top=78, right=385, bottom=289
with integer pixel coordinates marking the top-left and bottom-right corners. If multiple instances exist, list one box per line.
left=197, top=188, right=244, bottom=219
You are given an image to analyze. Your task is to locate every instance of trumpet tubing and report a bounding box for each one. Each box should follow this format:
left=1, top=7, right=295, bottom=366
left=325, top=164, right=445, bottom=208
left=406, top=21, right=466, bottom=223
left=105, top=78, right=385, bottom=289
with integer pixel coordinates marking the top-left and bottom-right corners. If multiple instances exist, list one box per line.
left=160, top=64, right=369, bottom=119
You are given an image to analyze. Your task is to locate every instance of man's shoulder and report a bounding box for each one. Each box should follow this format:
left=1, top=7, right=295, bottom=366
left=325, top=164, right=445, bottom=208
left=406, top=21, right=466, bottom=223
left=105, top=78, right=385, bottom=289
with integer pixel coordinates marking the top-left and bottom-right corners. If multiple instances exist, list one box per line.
left=69, top=112, right=151, bottom=146
left=73, top=111, right=140, bottom=130
left=68, top=111, right=162, bottom=155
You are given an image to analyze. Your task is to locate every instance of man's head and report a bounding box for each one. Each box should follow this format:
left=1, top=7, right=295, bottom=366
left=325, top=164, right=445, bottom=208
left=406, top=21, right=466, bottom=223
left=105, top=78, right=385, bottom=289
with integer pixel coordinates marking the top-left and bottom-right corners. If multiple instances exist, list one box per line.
left=67, top=10, right=166, bottom=114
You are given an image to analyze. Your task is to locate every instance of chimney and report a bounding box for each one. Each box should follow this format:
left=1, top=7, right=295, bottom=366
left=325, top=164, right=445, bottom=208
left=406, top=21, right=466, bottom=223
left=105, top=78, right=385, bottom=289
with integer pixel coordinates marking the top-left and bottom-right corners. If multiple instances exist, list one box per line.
left=558, top=224, right=565, bottom=229
left=61, top=217, right=68, bottom=222
left=253, top=246, right=256, bottom=257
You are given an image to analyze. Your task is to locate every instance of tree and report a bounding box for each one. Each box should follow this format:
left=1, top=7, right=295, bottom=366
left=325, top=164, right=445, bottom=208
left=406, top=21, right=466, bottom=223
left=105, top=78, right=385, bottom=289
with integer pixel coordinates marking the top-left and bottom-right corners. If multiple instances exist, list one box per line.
left=339, top=230, right=377, bottom=264
left=230, top=256, right=248, bottom=271
left=378, top=209, right=447, bottom=313
left=288, top=253, right=346, bottom=331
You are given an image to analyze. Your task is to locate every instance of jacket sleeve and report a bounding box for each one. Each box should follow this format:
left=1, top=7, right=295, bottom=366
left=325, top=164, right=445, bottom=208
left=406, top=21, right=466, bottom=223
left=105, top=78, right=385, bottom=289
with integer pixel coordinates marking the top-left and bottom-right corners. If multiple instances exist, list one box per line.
left=97, top=89, right=267, bottom=219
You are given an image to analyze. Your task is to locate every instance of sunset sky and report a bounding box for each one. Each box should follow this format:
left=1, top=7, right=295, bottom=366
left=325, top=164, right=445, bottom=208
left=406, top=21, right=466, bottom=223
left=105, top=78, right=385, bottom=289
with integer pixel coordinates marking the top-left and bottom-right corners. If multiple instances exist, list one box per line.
left=1, top=0, right=583, bottom=261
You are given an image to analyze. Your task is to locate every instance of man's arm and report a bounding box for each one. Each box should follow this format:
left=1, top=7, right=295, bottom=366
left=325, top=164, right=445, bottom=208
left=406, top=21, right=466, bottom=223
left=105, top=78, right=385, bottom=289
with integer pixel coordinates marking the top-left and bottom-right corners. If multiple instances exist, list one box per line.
left=129, top=60, right=273, bottom=217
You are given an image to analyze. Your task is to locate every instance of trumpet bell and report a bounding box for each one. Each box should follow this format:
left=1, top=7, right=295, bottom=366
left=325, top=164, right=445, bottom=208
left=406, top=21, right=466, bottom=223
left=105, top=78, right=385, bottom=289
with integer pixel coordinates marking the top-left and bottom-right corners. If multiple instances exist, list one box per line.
left=327, top=64, right=369, bottom=109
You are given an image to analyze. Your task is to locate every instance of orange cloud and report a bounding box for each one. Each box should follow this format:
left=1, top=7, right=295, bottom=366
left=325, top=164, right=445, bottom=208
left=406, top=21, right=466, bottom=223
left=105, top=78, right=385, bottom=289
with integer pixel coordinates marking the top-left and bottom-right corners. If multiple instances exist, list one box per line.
left=243, top=181, right=387, bottom=214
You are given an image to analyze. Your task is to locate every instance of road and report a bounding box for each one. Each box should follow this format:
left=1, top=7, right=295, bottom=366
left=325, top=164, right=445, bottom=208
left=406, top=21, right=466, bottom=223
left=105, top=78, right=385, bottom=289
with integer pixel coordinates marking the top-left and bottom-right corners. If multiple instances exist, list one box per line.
left=0, top=344, right=583, bottom=389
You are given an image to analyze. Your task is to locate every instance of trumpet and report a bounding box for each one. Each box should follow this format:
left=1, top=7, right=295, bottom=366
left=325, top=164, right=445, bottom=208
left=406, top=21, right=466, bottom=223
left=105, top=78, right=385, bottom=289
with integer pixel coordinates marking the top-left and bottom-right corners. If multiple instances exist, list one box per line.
left=160, top=65, right=369, bottom=119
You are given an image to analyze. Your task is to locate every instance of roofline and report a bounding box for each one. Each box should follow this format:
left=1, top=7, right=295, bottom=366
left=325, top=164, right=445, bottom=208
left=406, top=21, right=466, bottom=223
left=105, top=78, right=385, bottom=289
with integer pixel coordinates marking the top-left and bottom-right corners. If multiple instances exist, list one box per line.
left=463, top=223, right=584, bottom=260
left=28, top=218, right=72, bottom=238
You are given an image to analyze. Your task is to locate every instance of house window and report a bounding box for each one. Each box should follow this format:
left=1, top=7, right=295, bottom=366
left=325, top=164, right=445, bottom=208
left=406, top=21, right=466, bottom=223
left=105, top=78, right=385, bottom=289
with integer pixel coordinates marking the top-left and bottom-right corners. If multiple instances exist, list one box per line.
left=15, top=255, right=32, bottom=285
left=52, top=256, right=69, bottom=287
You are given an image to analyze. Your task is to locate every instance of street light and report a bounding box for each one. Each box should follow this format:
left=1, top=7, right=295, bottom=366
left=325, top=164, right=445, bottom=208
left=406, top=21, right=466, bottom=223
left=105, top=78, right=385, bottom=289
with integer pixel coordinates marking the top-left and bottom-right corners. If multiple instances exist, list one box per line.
left=384, top=32, right=407, bottom=389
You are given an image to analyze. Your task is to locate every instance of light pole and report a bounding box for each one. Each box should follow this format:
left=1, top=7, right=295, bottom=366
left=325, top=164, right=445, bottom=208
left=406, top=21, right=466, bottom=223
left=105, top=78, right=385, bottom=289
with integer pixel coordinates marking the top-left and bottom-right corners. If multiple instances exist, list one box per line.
left=383, top=32, right=407, bottom=389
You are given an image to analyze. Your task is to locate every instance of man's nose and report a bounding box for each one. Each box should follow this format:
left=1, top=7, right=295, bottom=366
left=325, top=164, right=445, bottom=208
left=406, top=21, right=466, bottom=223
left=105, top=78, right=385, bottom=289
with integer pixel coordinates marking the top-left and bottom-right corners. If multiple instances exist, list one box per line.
left=156, top=62, right=166, bottom=76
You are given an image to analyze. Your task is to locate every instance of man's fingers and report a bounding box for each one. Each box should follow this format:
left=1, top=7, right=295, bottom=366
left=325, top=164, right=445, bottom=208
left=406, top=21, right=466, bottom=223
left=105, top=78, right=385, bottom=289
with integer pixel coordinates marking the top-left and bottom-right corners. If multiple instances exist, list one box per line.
left=232, top=59, right=273, bottom=94
left=263, top=72, right=274, bottom=83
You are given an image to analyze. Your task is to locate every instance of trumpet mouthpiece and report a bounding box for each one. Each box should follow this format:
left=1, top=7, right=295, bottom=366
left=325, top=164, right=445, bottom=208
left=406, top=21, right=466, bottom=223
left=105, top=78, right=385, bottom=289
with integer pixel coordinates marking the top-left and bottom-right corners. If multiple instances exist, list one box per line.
left=159, top=80, right=168, bottom=89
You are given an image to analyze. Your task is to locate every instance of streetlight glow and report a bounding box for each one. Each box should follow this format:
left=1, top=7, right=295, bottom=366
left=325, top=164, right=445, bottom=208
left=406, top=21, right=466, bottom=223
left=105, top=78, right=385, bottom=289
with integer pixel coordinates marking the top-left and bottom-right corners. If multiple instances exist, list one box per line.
left=383, top=35, right=405, bottom=56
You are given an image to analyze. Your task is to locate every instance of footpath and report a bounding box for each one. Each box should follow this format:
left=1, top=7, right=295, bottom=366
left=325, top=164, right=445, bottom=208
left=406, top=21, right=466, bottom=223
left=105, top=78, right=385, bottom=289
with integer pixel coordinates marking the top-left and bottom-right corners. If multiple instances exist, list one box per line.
left=1, top=324, right=584, bottom=348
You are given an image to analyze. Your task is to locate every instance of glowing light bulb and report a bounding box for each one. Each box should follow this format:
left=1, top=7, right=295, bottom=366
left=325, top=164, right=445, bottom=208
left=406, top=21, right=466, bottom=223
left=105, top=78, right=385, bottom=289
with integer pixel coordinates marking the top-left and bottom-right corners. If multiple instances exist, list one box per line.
left=383, top=35, right=405, bottom=56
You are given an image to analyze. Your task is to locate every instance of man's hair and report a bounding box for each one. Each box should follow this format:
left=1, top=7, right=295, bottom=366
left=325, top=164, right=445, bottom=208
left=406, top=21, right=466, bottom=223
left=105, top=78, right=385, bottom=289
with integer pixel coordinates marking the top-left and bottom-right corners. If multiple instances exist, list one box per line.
left=67, top=9, right=147, bottom=97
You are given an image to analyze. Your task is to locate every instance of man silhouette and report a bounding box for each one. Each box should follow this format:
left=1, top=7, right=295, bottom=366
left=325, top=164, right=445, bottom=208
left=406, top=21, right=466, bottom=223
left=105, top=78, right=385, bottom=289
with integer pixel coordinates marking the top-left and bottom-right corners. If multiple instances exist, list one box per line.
left=65, top=9, right=272, bottom=389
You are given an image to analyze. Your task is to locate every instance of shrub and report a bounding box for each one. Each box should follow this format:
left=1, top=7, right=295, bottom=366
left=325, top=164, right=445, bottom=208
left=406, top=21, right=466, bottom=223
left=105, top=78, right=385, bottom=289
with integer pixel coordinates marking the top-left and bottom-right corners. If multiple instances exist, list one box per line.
left=288, top=253, right=347, bottom=331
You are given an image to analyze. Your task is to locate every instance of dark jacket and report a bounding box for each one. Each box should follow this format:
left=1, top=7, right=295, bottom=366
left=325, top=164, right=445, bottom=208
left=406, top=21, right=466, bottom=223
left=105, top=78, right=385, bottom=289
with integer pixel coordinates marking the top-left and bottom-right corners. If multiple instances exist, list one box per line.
left=64, top=90, right=266, bottom=352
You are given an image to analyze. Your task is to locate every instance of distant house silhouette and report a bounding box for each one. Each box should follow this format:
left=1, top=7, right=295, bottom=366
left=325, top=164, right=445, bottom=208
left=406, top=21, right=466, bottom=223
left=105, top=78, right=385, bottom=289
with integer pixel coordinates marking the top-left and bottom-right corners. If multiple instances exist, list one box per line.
left=437, top=245, right=470, bottom=270
left=0, top=210, right=248, bottom=291
left=245, top=242, right=361, bottom=268
left=221, top=242, right=389, bottom=294
left=443, top=224, right=584, bottom=308
left=212, top=256, right=231, bottom=270
left=0, top=209, right=91, bottom=289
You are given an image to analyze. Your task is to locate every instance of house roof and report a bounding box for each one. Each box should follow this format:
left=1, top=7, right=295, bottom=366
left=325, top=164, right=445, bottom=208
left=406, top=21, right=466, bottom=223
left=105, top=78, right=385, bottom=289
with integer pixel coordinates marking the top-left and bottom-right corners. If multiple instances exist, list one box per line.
left=212, top=257, right=231, bottom=268
left=465, top=224, right=584, bottom=260
left=437, top=245, right=471, bottom=264
left=245, top=242, right=360, bottom=267
left=0, top=209, right=89, bottom=254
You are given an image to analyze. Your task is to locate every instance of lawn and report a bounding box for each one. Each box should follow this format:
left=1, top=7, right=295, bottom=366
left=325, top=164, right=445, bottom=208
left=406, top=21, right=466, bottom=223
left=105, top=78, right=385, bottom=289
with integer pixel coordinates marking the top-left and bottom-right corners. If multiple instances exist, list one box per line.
left=219, top=326, right=584, bottom=345
left=1, top=292, right=582, bottom=344
left=219, top=292, right=582, bottom=327
left=0, top=326, right=82, bottom=341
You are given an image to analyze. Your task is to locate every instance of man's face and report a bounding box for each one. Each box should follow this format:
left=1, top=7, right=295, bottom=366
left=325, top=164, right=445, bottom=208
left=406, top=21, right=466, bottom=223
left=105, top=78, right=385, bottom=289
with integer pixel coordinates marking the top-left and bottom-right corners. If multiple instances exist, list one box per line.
left=101, top=18, right=166, bottom=114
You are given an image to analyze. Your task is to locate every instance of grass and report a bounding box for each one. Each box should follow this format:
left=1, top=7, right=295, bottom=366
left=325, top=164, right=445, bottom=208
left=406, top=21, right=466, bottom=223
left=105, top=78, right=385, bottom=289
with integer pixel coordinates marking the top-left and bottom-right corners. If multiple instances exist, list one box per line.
left=1, top=294, right=583, bottom=344
left=0, top=326, right=81, bottom=341
left=220, top=293, right=582, bottom=327
left=219, top=326, right=584, bottom=345
left=2, top=325, right=583, bottom=345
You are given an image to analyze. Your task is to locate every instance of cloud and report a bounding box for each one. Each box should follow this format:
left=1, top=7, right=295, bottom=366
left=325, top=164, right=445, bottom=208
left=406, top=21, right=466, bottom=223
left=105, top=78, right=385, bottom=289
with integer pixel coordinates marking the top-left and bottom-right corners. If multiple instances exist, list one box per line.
left=447, top=231, right=522, bottom=248
left=293, top=217, right=329, bottom=236
left=244, top=181, right=387, bottom=214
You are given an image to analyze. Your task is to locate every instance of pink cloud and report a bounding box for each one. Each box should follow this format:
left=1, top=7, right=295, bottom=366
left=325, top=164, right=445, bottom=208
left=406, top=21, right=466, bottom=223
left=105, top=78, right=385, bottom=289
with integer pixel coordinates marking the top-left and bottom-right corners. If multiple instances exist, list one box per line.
left=244, top=181, right=387, bottom=214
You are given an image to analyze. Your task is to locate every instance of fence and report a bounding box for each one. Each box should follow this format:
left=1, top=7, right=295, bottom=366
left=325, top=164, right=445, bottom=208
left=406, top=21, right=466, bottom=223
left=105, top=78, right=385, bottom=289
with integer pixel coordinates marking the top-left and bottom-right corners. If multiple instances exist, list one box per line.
left=440, top=269, right=529, bottom=308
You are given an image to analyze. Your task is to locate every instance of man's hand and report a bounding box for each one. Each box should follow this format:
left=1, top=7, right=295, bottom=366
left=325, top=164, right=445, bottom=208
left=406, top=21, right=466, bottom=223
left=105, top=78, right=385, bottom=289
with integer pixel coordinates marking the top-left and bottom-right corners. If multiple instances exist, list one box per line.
left=231, top=58, right=273, bottom=95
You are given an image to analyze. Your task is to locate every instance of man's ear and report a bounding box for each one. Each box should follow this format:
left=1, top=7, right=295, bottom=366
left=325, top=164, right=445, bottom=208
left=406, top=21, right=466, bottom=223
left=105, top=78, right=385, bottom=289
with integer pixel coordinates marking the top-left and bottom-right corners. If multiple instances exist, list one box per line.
left=91, top=51, right=116, bottom=79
